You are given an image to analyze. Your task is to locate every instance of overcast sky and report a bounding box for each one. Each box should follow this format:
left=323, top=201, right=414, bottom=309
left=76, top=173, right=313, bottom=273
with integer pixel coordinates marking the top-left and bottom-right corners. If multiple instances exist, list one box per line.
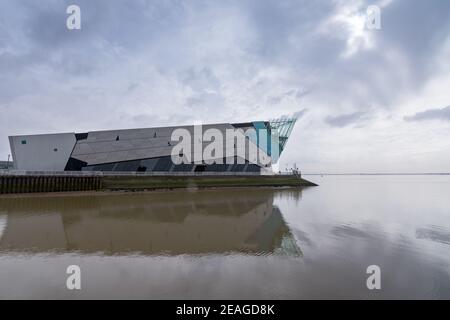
left=1, top=0, right=450, bottom=173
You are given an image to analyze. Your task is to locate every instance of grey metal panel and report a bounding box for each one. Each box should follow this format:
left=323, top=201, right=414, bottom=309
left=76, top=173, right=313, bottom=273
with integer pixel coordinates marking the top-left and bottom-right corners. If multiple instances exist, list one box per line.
left=72, top=137, right=176, bottom=156
left=73, top=123, right=271, bottom=166
left=70, top=124, right=231, bottom=165
left=71, top=142, right=95, bottom=155
left=85, top=130, right=120, bottom=142
left=83, top=123, right=233, bottom=142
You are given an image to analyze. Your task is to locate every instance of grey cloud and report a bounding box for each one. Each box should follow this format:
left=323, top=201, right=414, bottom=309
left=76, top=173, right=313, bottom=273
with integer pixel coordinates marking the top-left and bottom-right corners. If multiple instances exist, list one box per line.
left=185, top=92, right=226, bottom=111
left=242, top=0, right=450, bottom=109
left=293, top=109, right=307, bottom=120
left=416, top=226, right=450, bottom=245
left=275, top=109, right=307, bottom=121
left=130, top=113, right=194, bottom=128
left=380, top=0, right=450, bottom=81
left=404, top=106, right=450, bottom=122
left=3, top=0, right=449, bottom=108
left=325, top=111, right=368, bottom=128
left=181, top=67, right=221, bottom=92
left=267, top=95, right=283, bottom=106
left=1, top=0, right=189, bottom=76
left=127, top=83, right=139, bottom=92
left=243, top=0, right=338, bottom=62
left=267, top=88, right=308, bottom=105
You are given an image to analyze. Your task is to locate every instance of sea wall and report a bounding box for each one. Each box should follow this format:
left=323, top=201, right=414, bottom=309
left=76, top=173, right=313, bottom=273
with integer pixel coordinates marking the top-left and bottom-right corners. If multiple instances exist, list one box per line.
left=0, top=171, right=317, bottom=194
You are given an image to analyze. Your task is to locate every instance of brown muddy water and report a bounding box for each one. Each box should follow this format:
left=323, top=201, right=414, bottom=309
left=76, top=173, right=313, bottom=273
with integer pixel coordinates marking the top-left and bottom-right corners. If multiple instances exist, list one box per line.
left=0, top=175, right=449, bottom=299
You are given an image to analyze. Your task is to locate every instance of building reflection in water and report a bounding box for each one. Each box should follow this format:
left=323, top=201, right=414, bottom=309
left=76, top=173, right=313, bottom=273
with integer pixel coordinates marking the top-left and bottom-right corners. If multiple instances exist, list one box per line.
left=0, top=188, right=302, bottom=257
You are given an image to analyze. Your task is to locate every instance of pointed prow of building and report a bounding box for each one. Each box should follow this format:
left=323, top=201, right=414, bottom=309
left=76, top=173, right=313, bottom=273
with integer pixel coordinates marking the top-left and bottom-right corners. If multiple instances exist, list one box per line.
left=269, top=116, right=298, bottom=155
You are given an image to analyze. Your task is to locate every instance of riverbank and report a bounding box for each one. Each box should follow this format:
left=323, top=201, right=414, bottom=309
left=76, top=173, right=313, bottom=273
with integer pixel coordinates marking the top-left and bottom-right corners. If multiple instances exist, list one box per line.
left=102, top=174, right=317, bottom=191
left=0, top=172, right=317, bottom=195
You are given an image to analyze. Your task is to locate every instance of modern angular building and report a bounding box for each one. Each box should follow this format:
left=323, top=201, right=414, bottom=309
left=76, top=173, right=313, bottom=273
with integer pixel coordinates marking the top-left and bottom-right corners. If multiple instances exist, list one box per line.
left=8, top=118, right=297, bottom=173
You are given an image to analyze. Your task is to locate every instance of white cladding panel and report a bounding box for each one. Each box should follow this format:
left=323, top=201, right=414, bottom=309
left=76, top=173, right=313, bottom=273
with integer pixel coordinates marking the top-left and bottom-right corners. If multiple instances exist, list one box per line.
left=9, top=133, right=76, bottom=171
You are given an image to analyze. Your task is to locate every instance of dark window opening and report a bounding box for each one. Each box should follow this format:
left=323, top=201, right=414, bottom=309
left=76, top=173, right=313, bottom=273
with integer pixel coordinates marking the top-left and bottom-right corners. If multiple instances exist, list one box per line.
left=21, top=140, right=27, bottom=145
left=194, top=165, right=206, bottom=172
left=116, top=136, right=120, bottom=141
left=153, top=157, right=172, bottom=171
left=173, top=163, right=194, bottom=172
left=54, top=148, right=58, bottom=152
left=137, top=166, right=147, bottom=172
left=65, top=157, right=88, bottom=171
left=75, top=133, right=88, bottom=141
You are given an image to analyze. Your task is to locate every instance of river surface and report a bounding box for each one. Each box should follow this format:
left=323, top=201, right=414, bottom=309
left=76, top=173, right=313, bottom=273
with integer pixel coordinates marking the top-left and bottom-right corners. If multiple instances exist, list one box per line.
left=0, top=175, right=449, bottom=299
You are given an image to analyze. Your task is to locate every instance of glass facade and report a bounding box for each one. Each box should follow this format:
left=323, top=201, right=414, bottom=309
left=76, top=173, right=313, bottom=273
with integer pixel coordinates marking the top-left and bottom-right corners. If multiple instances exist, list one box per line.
left=81, top=156, right=262, bottom=173
left=62, top=119, right=298, bottom=173
left=268, top=117, right=297, bottom=154
left=242, top=117, right=297, bottom=164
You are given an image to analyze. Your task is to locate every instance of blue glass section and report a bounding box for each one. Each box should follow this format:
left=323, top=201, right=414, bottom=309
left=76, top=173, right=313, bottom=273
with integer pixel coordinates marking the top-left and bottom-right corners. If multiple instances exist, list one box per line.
left=252, top=121, right=271, bottom=156
left=268, top=118, right=297, bottom=153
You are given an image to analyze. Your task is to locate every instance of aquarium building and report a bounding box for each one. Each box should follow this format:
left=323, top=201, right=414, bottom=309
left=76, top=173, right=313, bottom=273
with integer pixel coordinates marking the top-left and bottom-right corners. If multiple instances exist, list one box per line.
left=8, top=118, right=297, bottom=173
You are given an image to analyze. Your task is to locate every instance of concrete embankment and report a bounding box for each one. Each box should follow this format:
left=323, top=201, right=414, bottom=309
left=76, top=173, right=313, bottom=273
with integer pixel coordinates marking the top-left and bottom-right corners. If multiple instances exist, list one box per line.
left=0, top=171, right=317, bottom=195
left=102, top=174, right=317, bottom=191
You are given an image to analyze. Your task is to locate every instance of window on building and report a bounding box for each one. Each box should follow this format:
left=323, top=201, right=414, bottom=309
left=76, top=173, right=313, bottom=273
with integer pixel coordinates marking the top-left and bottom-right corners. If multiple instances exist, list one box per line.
left=21, top=140, right=27, bottom=145
left=137, top=166, right=147, bottom=172
left=194, top=165, right=206, bottom=172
